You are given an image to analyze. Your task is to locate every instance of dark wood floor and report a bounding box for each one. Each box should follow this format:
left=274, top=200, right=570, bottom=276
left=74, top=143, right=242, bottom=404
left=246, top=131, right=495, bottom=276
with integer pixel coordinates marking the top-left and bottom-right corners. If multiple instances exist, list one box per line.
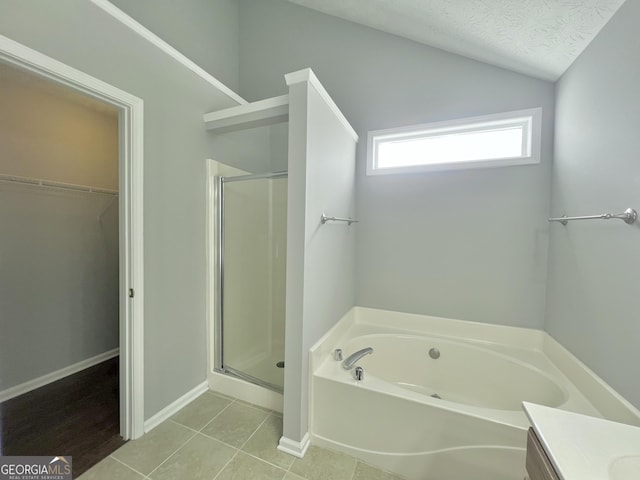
left=0, top=357, right=126, bottom=477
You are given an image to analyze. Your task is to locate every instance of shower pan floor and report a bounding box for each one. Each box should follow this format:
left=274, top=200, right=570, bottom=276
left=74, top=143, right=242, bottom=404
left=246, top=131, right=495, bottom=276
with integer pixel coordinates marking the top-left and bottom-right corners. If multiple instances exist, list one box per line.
left=240, top=350, right=285, bottom=391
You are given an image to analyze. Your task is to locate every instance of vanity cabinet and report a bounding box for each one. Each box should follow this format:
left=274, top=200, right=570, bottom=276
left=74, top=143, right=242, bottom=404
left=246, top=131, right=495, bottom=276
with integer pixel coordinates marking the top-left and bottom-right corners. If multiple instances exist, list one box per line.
left=525, top=428, right=561, bottom=480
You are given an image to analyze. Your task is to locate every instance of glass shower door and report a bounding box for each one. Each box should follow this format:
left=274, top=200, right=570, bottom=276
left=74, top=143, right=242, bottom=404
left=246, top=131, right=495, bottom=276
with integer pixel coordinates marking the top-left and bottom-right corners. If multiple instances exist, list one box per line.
left=219, top=173, right=287, bottom=392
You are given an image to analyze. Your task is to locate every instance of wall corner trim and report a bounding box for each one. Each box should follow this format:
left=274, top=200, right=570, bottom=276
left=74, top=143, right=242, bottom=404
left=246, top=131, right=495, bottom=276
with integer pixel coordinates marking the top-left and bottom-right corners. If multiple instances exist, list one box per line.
left=285, top=68, right=358, bottom=142
left=143, top=381, right=209, bottom=433
left=89, top=0, right=247, bottom=106
left=277, top=432, right=311, bottom=458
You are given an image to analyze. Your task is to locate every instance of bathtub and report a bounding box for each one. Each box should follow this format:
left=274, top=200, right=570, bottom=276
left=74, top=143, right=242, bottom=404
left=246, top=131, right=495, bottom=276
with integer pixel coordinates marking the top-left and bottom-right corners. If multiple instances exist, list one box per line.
left=310, top=307, right=640, bottom=480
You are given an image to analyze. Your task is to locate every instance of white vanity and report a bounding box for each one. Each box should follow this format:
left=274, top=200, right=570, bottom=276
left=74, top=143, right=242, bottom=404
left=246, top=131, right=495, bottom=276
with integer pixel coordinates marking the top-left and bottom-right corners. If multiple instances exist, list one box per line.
left=524, top=402, right=640, bottom=480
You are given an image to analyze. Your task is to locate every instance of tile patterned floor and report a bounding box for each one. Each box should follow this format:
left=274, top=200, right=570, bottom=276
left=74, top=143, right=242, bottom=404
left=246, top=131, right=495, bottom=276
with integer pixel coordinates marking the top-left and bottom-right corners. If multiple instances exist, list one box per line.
left=78, top=390, right=403, bottom=480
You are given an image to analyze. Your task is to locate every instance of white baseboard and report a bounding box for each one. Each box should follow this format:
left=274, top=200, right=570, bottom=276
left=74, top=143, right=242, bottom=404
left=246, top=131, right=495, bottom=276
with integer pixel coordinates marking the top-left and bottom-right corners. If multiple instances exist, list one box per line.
left=143, top=381, right=209, bottom=433
left=0, top=348, right=119, bottom=403
left=277, top=432, right=310, bottom=458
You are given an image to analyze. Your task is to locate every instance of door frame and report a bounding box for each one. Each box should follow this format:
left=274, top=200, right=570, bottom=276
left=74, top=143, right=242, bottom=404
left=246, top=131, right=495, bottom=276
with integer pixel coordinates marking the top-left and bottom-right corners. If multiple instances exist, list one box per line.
left=0, top=34, right=145, bottom=439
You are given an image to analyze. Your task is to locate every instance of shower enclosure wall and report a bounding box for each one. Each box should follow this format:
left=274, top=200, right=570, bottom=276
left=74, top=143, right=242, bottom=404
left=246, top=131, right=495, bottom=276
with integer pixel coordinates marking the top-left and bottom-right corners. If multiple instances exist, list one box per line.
left=215, top=172, right=287, bottom=392
left=206, top=69, right=358, bottom=453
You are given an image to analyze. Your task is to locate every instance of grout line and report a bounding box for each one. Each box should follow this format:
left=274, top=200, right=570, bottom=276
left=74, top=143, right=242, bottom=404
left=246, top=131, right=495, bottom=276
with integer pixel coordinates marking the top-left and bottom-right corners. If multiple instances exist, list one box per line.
left=208, top=390, right=237, bottom=402
left=108, top=455, right=150, bottom=478
left=237, top=411, right=271, bottom=450
left=211, top=449, right=240, bottom=480
left=198, top=406, right=292, bottom=476
left=196, top=400, right=234, bottom=433
left=159, top=422, right=245, bottom=479
left=103, top=394, right=296, bottom=479
left=142, top=394, right=294, bottom=479
left=349, top=458, right=358, bottom=480
left=235, top=415, right=295, bottom=474
left=196, top=431, right=240, bottom=450
left=168, top=419, right=201, bottom=434
left=209, top=388, right=281, bottom=416
left=285, top=460, right=295, bottom=476
left=233, top=397, right=278, bottom=415
left=237, top=450, right=291, bottom=475
left=180, top=425, right=240, bottom=452
left=278, top=466, right=287, bottom=480
left=140, top=428, right=199, bottom=479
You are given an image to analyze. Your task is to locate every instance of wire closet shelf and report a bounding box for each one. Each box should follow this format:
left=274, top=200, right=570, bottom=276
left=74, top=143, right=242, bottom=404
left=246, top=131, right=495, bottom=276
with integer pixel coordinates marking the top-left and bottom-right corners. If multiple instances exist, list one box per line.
left=0, top=173, right=118, bottom=196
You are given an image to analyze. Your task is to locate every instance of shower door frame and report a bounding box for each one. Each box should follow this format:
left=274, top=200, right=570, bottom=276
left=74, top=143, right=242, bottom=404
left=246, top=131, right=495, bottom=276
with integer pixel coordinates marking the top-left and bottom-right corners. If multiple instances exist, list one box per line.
left=213, top=171, right=288, bottom=394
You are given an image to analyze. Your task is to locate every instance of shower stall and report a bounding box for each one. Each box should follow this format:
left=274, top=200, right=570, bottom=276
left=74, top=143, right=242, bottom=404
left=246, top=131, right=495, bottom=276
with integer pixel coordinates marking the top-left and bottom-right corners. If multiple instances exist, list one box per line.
left=214, top=171, right=288, bottom=393
left=206, top=70, right=358, bottom=452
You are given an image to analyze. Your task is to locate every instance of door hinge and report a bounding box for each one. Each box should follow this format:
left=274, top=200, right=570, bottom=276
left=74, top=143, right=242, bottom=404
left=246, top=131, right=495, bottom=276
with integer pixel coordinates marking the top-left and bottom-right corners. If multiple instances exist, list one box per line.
left=129, top=288, right=135, bottom=298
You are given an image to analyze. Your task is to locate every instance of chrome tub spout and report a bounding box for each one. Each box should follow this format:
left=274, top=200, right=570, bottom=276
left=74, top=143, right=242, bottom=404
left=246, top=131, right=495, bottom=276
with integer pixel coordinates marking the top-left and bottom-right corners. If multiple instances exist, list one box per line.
left=342, top=347, right=373, bottom=370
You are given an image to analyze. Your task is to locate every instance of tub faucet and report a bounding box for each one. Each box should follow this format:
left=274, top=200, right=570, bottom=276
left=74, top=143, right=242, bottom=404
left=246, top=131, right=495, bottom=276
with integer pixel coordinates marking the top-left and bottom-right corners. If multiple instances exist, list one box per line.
left=342, top=347, right=373, bottom=370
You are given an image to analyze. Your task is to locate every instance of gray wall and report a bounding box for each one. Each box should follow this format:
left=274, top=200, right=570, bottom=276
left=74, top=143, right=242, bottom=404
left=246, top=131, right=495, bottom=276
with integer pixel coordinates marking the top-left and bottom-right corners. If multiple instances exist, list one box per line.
left=209, top=122, right=288, bottom=174
left=239, top=0, right=555, bottom=328
left=0, top=185, right=119, bottom=391
left=0, top=68, right=119, bottom=391
left=546, top=0, right=640, bottom=408
left=0, top=0, right=240, bottom=418
left=108, top=0, right=239, bottom=92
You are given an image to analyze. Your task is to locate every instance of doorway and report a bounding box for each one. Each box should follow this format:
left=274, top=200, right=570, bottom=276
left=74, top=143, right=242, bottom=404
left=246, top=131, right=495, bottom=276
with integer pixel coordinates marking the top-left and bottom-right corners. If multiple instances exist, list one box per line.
left=0, top=34, right=144, bottom=458
left=0, top=60, right=122, bottom=475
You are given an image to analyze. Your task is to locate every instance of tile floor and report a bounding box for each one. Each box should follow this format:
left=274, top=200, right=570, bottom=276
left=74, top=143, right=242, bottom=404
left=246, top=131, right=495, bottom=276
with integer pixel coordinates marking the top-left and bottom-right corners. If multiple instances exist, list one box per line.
left=79, top=390, right=403, bottom=480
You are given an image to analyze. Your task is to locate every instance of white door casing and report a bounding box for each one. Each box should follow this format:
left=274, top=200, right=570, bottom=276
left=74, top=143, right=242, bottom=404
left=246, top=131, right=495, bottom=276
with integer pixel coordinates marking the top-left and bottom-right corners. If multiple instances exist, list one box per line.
left=0, top=33, right=145, bottom=439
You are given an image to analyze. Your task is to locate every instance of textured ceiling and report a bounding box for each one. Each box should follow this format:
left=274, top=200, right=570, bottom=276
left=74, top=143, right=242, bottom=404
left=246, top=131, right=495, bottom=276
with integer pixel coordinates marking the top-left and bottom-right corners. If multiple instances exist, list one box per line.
left=287, top=0, right=627, bottom=81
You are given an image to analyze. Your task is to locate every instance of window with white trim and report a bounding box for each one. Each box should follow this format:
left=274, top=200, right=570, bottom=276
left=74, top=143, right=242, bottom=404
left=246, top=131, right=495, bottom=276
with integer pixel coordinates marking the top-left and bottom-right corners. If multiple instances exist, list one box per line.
left=367, top=108, right=542, bottom=175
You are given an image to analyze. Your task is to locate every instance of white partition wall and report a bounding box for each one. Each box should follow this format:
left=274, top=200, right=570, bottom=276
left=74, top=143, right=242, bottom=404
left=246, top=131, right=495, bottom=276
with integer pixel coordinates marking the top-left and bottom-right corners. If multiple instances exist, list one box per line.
left=279, top=69, right=358, bottom=456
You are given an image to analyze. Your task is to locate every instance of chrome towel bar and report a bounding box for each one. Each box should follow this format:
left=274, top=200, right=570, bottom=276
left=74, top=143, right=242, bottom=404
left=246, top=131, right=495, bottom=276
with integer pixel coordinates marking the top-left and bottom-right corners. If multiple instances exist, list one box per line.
left=548, top=207, right=637, bottom=226
left=320, top=213, right=359, bottom=226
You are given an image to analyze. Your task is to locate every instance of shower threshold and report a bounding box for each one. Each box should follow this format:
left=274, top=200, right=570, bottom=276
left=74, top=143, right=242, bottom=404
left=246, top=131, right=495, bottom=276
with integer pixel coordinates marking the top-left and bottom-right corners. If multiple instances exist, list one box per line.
left=220, top=365, right=284, bottom=394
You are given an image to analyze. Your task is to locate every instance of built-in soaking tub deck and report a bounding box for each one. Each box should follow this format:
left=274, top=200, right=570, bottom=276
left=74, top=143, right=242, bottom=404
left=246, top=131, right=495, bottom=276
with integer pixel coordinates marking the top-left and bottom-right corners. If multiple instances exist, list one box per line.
left=310, top=307, right=640, bottom=480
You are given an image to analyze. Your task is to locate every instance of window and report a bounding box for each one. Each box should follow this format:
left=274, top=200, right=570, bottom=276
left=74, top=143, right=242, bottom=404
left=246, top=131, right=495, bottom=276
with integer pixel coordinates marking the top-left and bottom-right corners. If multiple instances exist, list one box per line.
left=367, top=108, right=541, bottom=175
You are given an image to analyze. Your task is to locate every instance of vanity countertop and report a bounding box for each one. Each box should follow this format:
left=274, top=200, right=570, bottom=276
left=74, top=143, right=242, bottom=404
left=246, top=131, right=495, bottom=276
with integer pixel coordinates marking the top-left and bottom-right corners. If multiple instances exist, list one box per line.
left=523, top=402, right=640, bottom=480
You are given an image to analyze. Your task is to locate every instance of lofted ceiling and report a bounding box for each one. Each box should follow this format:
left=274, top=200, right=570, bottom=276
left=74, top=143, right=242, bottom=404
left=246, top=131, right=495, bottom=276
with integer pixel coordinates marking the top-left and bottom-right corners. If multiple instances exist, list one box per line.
left=287, top=0, right=627, bottom=81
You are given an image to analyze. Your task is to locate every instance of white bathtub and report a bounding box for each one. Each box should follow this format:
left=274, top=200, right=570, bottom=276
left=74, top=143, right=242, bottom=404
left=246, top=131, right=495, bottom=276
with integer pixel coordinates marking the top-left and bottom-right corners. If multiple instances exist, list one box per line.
left=310, top=308, right=640, bottom=480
